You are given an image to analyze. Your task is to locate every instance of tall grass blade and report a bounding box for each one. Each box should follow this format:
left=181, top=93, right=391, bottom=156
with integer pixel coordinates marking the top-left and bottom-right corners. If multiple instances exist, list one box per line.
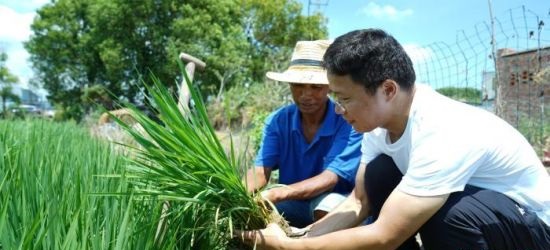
left=115, top=197, right=133, bottom=250
left=111, top=64, right=278, bottom=248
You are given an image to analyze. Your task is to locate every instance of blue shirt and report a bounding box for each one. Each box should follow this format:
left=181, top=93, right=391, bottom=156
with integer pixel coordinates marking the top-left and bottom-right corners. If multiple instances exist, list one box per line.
left=254, top=100, right=362, bottom=194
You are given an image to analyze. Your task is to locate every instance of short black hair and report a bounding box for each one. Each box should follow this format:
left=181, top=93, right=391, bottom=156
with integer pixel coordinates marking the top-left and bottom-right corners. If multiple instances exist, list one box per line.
left=323, top=29, right=415, bottom=94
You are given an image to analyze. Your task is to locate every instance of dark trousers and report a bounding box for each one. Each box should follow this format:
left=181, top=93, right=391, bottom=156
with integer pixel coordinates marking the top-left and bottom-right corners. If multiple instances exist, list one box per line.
left=365, top=154, right=550, bottom=250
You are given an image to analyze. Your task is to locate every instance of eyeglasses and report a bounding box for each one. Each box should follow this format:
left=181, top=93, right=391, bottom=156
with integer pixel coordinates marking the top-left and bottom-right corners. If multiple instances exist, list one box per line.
left=329, top=92, right=347, bottom=113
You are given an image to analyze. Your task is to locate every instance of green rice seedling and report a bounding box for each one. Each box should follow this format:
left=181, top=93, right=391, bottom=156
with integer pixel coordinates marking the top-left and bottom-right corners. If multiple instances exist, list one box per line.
left=113, top=68, right=283, bottom=249
left=0, top=120, right=167, bottom=249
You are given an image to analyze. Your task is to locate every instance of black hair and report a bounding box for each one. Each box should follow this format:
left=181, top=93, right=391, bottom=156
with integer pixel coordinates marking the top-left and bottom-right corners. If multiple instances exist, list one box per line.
left=323, top=29, right=416, bottom=94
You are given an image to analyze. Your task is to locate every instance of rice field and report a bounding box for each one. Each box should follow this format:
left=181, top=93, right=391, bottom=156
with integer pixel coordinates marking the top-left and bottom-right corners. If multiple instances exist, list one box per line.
left=0, top=119, right=169, bottom=249
left=0, top=72, right=278, bottom=249
left=1, top=65, right=289, bottom=249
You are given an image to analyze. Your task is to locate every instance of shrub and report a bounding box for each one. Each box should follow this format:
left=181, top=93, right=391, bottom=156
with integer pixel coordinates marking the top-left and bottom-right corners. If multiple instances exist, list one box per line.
left=207, top=81, right=291, bottom=131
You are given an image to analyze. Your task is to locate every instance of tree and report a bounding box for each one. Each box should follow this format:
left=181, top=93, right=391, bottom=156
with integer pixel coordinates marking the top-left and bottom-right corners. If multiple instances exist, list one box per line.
left=0, top=52, right=20, bottom=117
left=25, top=0, right=327, bottom=121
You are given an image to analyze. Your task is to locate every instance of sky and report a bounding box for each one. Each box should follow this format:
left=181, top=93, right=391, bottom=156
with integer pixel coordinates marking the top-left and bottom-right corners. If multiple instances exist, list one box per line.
left=0, top=0, right=48, bottom=93
left=0, top=0, right=548, bottom=91
left=300, top=0, right=548, bottom=41
left=299, top=0, right=549, bottom=64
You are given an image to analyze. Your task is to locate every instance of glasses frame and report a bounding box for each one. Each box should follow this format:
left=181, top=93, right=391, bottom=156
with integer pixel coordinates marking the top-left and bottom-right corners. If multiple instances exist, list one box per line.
left=329, top=92, right=347, bottom=113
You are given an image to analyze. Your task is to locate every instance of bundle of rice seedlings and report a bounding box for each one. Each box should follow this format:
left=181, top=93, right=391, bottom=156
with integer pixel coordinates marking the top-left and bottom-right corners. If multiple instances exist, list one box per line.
left=112, top=67, right=286, bottom=249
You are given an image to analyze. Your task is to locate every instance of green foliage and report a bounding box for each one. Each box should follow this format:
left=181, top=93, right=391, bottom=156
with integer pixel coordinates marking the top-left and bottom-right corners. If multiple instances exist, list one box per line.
left=0, top=73, right=289, bottom=249
left=0, top=52, right=18, bottom=84
left=52, top=103, right=84, bottom=121
left=113, top=68, right=278, bottom=248
left=250, top=110, right=271, bottom=151
left=517, top=109, right=550, bottom=156
left=206, top=81, right=290, bottom=174
left=436, top=86, right=482, bottom=105
left=25, top=0, right=327, bottom=121
left=81, top=84, right=114, bottom=110
left=242, top=0, right=328, bottom=80
left=0, top=52, right=19, bottom=117
left=0, top=119, right=170, bottom=249
left=207, top=81, right=291, bottom=131
left=0, top=85, right=20, bottom=117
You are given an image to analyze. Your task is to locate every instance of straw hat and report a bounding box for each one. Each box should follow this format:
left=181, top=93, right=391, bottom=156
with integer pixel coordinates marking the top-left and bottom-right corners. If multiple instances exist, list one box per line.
left=266, top=40, right=331, bottom=84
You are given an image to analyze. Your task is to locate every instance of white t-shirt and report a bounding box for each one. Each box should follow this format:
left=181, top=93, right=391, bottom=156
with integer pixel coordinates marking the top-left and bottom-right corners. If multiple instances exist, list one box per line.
left=361, top=84, right=550, bottom=226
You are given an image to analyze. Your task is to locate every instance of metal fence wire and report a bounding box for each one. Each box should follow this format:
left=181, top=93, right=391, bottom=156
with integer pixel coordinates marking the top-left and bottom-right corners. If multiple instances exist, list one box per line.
left=413, top=6, right=550, bottom=160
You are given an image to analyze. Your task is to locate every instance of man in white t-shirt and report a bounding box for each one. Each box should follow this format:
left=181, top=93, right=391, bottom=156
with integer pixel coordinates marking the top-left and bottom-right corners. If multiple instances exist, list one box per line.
left=239, top=29, right=550, bottom=249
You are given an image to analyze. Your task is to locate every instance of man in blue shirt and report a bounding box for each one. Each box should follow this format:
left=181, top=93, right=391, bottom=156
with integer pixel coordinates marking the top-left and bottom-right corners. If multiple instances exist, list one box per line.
left=245, top=40, right=362, bottom=228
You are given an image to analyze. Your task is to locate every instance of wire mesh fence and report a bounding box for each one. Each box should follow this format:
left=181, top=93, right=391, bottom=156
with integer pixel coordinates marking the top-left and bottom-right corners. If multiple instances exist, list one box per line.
left=412, top=6, right=550, bottom=162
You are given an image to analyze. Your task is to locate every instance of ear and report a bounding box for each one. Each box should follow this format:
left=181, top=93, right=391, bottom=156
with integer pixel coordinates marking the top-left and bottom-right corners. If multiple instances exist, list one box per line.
left=381, top=80, right=398, bottom=100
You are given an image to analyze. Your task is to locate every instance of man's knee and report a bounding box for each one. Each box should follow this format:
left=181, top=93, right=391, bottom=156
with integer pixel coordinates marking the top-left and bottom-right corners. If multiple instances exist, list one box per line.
left=364, top=154, right=402, bottom=216
left=420, top=186, right=550, bottom=250
left=311, top=192, right=347, bottom=221
left=419, top=192, right=489, bottom=250
left=364, top=154, right=398, bottom=184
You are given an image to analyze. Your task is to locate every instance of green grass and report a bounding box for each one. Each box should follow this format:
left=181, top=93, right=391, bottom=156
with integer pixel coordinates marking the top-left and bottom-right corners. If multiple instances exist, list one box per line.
left=436, top=86, right=482, bottom=105
left=517, top=110, right=550, bottom=157
left=0, top=119, right=166, bottom=249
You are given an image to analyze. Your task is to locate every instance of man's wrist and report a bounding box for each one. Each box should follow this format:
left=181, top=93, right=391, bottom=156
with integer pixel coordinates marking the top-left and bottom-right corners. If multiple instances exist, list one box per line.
left=262, top=187, right=292, bottom=203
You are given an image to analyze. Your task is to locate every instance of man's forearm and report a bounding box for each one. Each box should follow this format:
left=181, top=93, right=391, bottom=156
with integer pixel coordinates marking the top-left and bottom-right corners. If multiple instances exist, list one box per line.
left=306, top=190, right=368, bottom=237
left=281, top=170, right=339, bottom=201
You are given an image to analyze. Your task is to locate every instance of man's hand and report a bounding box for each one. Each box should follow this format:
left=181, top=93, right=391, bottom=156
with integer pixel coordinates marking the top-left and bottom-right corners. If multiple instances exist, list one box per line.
left=289, top=226, right=311, bottom=238
left=237, top=223, right=290, bottom=250
left=245, top=167, right=271, bottom=193
left=261, top=170, right=340, bottom=203
left=261, top=187, right=292, bottom=204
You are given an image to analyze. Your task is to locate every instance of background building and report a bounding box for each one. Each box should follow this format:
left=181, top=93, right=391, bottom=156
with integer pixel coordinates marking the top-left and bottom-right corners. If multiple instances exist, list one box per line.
left=0, top=84, right=51, bottom=112
left=496, top=46, right=550, bottom=128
